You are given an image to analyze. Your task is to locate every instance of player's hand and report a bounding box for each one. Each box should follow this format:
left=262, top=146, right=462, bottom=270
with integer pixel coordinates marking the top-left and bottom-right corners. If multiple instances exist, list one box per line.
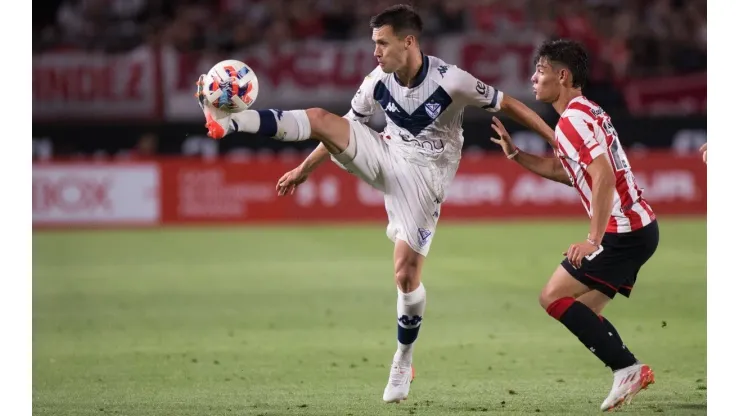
left=490, top=116, right=517, bottom=157
left=700, top=143, right=707, bottom=164
left=276, top=166, right=310, bottom=196
left=564, top=240, right=600, bottom=269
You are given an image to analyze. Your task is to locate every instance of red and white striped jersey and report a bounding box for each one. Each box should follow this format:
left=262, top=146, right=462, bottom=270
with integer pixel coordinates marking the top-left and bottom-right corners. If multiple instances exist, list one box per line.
left=555, top=96, right=656, bottom=233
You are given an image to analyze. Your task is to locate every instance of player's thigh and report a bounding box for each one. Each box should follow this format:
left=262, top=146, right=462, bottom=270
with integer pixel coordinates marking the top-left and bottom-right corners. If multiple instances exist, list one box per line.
left=565, top=225, right=659, bottom=299
left=305, top=108, right=350, bottom=154
left=539, top=265, right=592, bottom=309
left=576, top=289, right=612, bottom=315
left=393, top=239, right=426, bottom=293
left=329, top=119, right=390, bottom=191
left=384, top=159, right=442, bottom=258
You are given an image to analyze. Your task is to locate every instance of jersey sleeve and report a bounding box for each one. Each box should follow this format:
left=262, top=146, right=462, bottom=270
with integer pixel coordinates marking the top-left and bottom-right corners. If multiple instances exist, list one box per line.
left=447, top=67, right=503, bottom=112
left=557, top=116, right=606, bottom=166
left=343, top=68, right=380, bottom=124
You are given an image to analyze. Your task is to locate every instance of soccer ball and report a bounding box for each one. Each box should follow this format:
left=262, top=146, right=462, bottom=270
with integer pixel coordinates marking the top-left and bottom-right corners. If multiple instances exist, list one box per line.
left=199, top=59, right=259, bottom=113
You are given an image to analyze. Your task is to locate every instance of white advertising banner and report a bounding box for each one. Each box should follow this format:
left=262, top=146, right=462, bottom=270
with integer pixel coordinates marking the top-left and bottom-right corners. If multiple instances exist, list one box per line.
left=32, top=164, right=160, bottom=225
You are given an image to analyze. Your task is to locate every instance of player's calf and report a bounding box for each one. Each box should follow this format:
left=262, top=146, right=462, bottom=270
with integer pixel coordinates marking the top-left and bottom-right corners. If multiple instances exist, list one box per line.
left=204, top=108, right=312, bottom=141
left=383, top=241, right=426, bottom=403
left=396, top=282, right=425, bottom=358
left=201, top=104, right=352, bottom=155
left=541, top=267, right=637, bottom=372
left=393, top=241, right=426, bottom=358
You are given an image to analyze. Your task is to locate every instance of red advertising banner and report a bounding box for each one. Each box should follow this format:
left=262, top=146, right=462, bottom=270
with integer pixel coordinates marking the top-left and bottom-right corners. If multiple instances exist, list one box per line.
left=32, top=152, right=705, bottom=228
left=30, top=39, right=706, bottom=122
left=32, top=46, right=161, bottom=121
left=157, top=152, right=706, bottom=224
left=161, top=38, right=537, bottom=120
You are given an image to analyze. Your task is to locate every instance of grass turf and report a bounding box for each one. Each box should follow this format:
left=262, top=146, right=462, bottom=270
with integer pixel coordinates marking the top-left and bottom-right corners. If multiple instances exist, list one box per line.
left=33, top=219, right=706, bottom=415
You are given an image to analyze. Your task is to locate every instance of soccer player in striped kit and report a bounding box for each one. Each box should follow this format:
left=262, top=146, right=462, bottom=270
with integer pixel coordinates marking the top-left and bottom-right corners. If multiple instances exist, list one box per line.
left=490, top=39, right=659, bottom=412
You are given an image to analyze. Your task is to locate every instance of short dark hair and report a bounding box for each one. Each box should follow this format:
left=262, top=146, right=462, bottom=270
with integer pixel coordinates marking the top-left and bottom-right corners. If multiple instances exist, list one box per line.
left=369, top=4, right=423, bottom=38
left=534, top=39, right=589, bottom=89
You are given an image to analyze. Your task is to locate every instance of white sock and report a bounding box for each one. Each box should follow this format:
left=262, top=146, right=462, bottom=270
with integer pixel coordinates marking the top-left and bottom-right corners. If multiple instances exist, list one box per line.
left=395, top=283, right=426, bottom=363
left=231, top=109, right=311, bottom=142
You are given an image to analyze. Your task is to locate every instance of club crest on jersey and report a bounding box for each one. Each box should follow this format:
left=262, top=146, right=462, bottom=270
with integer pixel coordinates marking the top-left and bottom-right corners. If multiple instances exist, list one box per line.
left=424, top=101, right=441, bottom=119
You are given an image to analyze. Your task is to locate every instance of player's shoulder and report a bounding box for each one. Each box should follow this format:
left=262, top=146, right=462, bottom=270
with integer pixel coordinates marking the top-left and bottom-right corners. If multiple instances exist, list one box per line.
left=425, top=55, right=459, bottom=82
left=362, top=65, right=385, bottom=84
left=561, top=96, right=607, bottom=122
left=356, top=66, right=387, bottom=97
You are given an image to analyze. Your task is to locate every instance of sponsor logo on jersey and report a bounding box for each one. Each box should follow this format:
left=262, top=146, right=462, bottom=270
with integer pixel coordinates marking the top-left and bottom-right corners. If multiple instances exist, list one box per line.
left=476, top=80, right=490, bottom=98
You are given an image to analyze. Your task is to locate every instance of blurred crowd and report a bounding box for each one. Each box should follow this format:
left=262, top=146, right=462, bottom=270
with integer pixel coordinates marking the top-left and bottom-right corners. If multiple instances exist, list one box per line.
left=34, top=0, right=706, bottom=80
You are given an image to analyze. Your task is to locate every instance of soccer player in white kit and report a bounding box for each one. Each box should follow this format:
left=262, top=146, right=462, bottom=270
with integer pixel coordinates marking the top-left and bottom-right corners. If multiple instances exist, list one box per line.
left=197, top=4, right=555, bottom=403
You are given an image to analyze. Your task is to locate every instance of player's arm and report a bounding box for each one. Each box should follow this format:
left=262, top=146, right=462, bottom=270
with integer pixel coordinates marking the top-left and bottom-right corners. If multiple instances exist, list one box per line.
left=559, top=116, right=615, bottom=244
left=449, top=68, right=555, bottom=148
left=299, top=143, right=331, bottom=173
left=499, top=95, right=556, bottom=148
left=586, top=155, right=616, bottom=244
left=512, top=153, right=571, bottom=185
left=491, top=117, right=571, bottom=186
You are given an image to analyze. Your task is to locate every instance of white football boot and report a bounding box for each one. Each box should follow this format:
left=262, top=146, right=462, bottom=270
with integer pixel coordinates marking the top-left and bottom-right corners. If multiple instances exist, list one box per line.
left=600, top=363, right=655, bottom=411
left=382, top=359, right=415, bottom=403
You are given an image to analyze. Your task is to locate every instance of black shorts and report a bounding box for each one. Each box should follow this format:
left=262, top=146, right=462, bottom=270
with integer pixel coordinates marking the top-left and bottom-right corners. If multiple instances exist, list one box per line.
left=561, top=221, right=660, bottom=299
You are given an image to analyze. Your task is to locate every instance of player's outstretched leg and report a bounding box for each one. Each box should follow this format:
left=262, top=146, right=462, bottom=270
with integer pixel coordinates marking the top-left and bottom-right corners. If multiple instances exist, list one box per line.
left=200, top=98, right=350, bottom=153
left=540, top=267, right=654, bottom=412
left=196, top=74, right=351, bottom=156
left=383, top=240, right=426, bottom=403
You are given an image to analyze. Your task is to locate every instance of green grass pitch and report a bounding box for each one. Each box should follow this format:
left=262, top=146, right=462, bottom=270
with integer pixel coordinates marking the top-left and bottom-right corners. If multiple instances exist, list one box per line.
left=33, top=219, right=706, bottom=415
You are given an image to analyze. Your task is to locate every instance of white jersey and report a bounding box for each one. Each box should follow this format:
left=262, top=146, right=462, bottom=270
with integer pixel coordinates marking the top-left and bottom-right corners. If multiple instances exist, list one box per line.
left=344, top=54, right=504, bottom=187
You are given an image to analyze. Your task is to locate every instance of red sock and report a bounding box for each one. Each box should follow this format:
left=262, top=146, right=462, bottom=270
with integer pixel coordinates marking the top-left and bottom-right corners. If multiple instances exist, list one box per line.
left=546, top=297, right=575, bottom=320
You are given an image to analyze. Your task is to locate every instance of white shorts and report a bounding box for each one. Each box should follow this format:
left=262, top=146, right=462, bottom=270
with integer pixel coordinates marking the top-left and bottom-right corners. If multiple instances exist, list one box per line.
left=331, top=119, right=442, bottom=256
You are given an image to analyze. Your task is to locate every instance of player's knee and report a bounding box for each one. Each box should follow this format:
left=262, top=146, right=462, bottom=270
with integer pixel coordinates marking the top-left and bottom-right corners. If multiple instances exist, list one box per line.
left=395, top=259, right=422, bottom=293
left=305, top=108, right=330, bottom=134
left=538, top=290, right=551, bottom=310
left=395, top=270, right=419, bottom=293
left=305, top=107, right=347, bottom=153
left=539, top=286, right=561, bottom=310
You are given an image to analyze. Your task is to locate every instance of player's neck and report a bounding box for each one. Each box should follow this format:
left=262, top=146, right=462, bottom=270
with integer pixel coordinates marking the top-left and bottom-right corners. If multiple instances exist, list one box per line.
left=552, top=89, right=583, bottom=115
left=395, top=51, right=424, bottom=87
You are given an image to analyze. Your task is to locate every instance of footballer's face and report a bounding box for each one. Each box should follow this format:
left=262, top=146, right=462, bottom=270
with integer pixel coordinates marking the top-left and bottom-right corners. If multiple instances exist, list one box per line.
left=531, top=57, right=561, bottom=103
left=372, top=25, right=411, bottom=73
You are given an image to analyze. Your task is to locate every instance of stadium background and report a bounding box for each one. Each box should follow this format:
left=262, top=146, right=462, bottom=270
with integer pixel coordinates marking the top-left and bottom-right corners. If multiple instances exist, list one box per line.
left=32, top=1, right=707, bottom=415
